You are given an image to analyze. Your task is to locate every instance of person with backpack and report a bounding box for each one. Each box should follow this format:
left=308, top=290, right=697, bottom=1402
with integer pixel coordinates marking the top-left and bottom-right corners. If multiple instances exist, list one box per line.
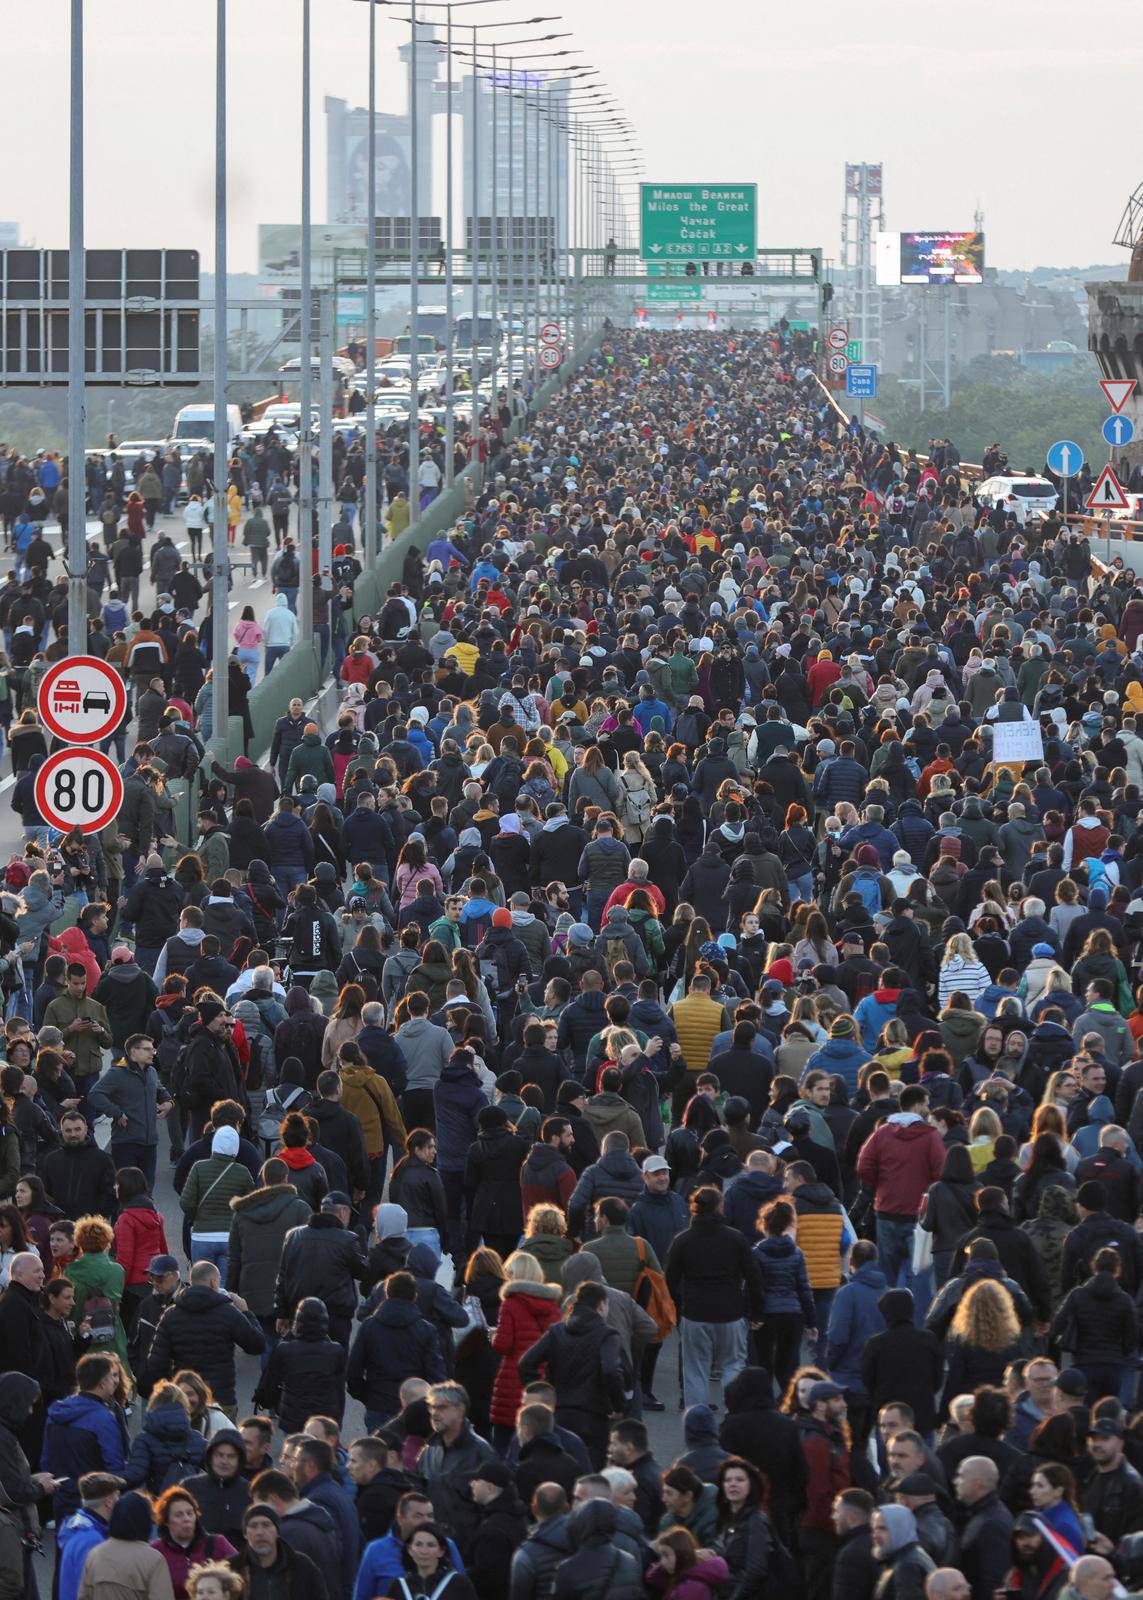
left=122, top=1382, right=207, bottom=1493
left=473, top=909, right=532, bottom=1027
left=592, top=906, right=651, bottom=982
left=617, top=752, right=657, bottom=846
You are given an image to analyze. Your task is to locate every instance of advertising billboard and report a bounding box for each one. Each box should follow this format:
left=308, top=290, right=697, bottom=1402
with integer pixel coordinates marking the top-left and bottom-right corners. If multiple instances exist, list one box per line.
left=876, top=230, right=984, bottom=286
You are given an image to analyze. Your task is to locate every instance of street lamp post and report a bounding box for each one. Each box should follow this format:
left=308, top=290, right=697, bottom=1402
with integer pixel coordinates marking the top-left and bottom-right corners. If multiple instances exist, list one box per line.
left=408, top=12, right=420, bottom=520
left=298, top=0, right=313, bottom=645
left=67, top=0, right=86, bottom=659
left=211, top=0, right=230, bottom=752
left=364, top=0, right=378, bottom=569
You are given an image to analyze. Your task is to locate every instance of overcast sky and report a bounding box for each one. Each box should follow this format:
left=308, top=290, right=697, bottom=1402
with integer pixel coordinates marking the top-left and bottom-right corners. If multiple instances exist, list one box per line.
left=3, top=0, right=1138, bottom=276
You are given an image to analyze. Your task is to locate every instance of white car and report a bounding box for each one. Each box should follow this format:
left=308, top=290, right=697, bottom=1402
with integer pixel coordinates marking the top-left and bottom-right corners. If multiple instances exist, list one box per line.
left=976, top=474, right=1059, bottom=522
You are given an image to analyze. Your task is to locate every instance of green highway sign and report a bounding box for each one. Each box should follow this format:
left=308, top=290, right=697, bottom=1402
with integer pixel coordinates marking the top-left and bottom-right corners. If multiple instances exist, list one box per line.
left=646, top=283, right=702, bottom=301
left=845, top=339, right=862, bottom=362
left=640, top=183, right=757, bottom=261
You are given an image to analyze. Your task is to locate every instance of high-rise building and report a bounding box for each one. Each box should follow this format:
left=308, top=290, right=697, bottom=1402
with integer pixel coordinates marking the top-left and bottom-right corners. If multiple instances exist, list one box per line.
left=460, top=70, right=570, bottom=258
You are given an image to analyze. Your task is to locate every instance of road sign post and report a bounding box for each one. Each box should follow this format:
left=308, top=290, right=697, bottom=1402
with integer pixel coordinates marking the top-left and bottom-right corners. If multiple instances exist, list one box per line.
left=1047, top=440, right=1084, bottom=521
left=639, top=184, right=757, bottom=262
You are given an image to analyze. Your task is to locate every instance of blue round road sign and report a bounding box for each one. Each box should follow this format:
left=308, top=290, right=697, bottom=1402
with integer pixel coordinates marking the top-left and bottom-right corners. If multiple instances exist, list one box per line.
left=1046, top=440, right=1083, bottom=477
left=1102, top=413, right=1136, bottom=449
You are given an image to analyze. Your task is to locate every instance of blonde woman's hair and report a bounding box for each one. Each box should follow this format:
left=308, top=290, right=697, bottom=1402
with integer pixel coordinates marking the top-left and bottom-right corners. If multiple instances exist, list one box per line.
left=603, top=1027, right=638, bottom=1057
left=502, top=1250, right=543, bottom=1286
left=1030, top=1104, right=1065, bottom=1142
left=970, top=1106, right=1003, bottom=1142
left=950, top=1279, right=1021, bottom=1352
left=877, top=1018, right=909, bottom=1049
left=524, top=1203, right=567, bottom=1238
left=186, top=1564, right=245, bottom=1600
left=148, top=1382, right=190, bottom=1415
left=943, top=932, right=976, bottom=964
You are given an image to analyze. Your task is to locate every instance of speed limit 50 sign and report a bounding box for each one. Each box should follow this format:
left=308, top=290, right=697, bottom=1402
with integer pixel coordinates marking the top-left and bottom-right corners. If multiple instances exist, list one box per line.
left=35, top=749, right=125, bottom=835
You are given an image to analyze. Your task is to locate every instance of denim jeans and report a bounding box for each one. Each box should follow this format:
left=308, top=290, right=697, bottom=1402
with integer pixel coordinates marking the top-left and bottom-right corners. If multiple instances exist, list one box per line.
left=190, top=1237, right=229, bottom=1279
left=264, top=645, right=289, bottom=676
left=680, top=1316, right=748, bottom=1408
left=407, top=1227, right=442, bottom=1260
left=787, top=872, right=814, bottom=905
left=876, top=1215, right=918, bottom=1294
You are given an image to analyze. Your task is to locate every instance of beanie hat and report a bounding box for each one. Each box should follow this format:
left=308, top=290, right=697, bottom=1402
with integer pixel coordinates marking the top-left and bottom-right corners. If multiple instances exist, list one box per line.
left=1031, top=942, right=1055, bottom=958
left=556, top=1080, right=586, bottom=1107
left=568, top=922, right=594, bottom=947
left=478, top=1104, right=509, bottom=1130
left=830, top=1015, right=856, bottom=1038
left=768, top=958, right=794, bottom=987
left=491, top=908, right=513, bottom=928
left=211, top=1126, right=240, bottom=1158
left=1077, top=1180, right=1107, bottom=1211
left=198, top=996, right=226, bottom=1027
left=856, top=845, right=880, bottom=867
left=244, top=1504, right=281, bottom=1531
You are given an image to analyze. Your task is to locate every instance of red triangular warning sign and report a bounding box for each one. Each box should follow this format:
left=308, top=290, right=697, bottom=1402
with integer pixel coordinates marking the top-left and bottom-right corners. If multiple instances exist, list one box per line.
left=1086, top=464, right=1130, bottom=510
left=1100, top=377, right=1137, bottom=413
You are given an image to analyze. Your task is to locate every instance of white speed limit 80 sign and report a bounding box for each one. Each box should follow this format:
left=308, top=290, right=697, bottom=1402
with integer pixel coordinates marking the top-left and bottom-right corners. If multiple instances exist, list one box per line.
left=35, top=749, right=125, bottom=835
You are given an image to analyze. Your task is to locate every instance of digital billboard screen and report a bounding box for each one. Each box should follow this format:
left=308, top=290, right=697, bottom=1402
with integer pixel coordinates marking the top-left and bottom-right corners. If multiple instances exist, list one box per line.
left=875, top=230, right=984, bottom=286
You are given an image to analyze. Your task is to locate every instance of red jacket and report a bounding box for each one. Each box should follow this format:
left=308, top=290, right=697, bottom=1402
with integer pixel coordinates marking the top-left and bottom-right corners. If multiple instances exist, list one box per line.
left=855, top=1112, right=946, bottom=1218
left=602, top=879, right=667, bottom=919
left=489, top=1281, right=563, bottom=1425
left=797, top=1415, right=851, bottom=1530
left=114, top=1199, right=169, bottom=1286
left=807, top=658, right=842, bottom=707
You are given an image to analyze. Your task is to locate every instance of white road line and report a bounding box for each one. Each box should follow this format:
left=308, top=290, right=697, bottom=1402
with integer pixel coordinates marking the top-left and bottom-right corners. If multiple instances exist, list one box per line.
left=0, top=776, right=14, bottom=793
left=249, top=578, right=266, bottom=590
left=228, top=601, right=239, bottom=610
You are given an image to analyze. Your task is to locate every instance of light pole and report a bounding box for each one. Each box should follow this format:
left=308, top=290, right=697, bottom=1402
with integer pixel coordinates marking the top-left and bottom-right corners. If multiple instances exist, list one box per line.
left=364, top=0, right=378, bottom=569
left=211, top=0, right=230, bottom=752
left=67, top=0, right=86, bottom=659
left=298, top=0, right=313, bottom=645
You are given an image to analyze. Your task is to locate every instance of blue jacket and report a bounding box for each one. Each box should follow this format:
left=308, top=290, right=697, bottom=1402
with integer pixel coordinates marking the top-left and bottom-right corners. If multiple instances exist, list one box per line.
left=977, top=983, right=1022, bottom=1022
left=838, top=819, right=899, bottom=871
left=633, top=698, right=673, bottom=735
left=57, top=1508, right=110, bottom=1600
left=629, top=998, right=678, bottom=1047
left=341, top=809, right=392, bottom=873
left=305, top=1470, right=360, bottom=1600
left=433, top=1059, right=489, bottom=1173
left=722, top=1169, right=784, bottom=1243
left=43, top=1392, right=129, bottom=1518
left=264, top=811, right=315, bottom=877
left=824, top=1262, right=888, bottom=1391
left=709, top=1028, right=775, bottom=1067
left=122, top=1401, right=205, bottom=1490
left=855, top=990, right=900, bottom=1052
left=407, top=726, right=435, bottom=763
left=803, top=1037, right=872, bottom=1098
left=629, top=1188, right=690, bottom=1264
left=753, top=1234, right=816, bottom=1323
left=347, top=1297, right=446, bottom=1419
left=353, top=1531, right=464, bottom=1600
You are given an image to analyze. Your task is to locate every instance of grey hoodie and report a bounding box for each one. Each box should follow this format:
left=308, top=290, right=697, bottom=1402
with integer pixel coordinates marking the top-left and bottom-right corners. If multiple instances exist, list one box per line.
left=394, top=1016, right=453, bottom=1091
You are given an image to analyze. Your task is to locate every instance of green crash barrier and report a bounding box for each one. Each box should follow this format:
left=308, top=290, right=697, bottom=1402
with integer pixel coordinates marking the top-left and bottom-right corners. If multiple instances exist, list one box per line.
left=230, top=328, right=605, bottom=768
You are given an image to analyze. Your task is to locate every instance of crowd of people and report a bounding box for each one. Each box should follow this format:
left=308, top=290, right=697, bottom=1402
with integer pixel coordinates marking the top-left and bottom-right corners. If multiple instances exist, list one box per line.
left=1, top=325, right=1143, bottom=1600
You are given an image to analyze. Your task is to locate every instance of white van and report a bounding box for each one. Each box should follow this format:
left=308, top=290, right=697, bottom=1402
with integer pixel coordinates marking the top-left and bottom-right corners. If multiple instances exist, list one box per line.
left=171, top=403, right=243, bottom=451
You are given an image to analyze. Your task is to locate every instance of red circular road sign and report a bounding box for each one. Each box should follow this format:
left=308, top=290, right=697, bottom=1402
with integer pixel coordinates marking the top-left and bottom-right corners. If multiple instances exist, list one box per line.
left=540, top=322, right=562, bottom=345
left=538, top=345, right=563, bottom=370
left=826, top=325, right=849, bottom=352
left=34, top=749, right=125, bottom=835
left=37, top=657, right=127, bottom=744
